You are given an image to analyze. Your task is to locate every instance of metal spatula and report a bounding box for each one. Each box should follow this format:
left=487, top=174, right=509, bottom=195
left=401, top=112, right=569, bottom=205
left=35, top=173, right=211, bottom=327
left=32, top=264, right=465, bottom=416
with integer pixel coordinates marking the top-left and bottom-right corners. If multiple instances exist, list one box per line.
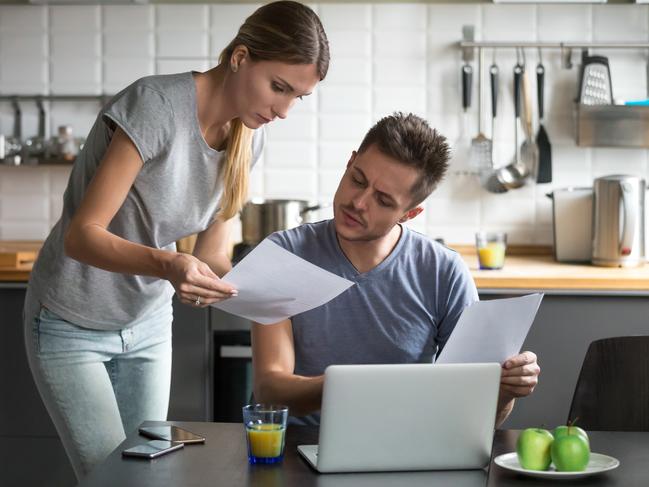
left=470, top=49, right=493, bottom=174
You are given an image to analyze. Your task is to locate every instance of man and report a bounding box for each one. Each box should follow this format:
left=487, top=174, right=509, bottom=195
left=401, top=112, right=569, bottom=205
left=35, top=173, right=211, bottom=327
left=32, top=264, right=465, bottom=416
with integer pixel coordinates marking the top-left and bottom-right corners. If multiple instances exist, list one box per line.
left=252, top=112, right=540, bottom=426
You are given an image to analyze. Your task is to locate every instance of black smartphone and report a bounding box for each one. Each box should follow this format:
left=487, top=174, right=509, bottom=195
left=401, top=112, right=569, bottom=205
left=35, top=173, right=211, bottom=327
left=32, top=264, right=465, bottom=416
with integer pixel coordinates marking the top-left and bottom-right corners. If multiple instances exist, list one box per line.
left=122, top=440, right=184, bottom=459
left=138, top=425, right=206, bottom=444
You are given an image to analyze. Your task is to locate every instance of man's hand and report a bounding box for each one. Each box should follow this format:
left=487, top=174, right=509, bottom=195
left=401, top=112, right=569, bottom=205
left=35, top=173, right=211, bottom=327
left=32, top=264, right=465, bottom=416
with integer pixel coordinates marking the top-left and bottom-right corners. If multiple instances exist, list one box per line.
left=495, top=351, right=540, bottom=426
left=500, top=351, right=540, bottom=400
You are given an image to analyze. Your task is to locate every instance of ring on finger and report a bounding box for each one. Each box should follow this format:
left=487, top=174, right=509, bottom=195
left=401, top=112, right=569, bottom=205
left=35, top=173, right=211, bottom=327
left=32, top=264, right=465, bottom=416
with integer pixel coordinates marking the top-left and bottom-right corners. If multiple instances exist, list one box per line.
left=195, top=296, right=201, bottom=306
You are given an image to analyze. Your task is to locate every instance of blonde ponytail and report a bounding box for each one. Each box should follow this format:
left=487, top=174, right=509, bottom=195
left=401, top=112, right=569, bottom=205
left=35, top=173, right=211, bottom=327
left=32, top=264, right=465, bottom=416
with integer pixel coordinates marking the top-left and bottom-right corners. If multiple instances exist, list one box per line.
left=219, top=119, right=253, bottom=220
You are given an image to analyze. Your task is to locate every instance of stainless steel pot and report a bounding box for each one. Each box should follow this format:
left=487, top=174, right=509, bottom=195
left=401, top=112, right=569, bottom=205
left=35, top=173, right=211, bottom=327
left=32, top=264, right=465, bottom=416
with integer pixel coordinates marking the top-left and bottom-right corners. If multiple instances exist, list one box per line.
left=241, top=199, right=322, bottom=245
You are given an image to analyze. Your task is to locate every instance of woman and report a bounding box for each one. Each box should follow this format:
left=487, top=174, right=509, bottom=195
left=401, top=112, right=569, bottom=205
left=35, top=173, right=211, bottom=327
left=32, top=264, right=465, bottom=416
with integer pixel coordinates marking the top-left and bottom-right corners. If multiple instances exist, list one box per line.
left=23, top=1, right=329, bottom=479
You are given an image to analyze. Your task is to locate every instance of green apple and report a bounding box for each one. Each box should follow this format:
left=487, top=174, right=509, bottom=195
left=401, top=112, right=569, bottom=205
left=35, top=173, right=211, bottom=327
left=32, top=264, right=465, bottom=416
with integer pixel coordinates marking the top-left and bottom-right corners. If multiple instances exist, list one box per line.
left=551, top=434, right=590, bottom=471
left=516, top=428, right=554, bottom=471
left=552, top=425, right=590, bottom=446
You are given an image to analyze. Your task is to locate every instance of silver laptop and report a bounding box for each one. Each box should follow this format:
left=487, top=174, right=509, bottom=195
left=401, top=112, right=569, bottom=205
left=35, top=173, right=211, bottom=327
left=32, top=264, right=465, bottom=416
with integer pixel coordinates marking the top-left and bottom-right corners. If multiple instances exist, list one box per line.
left=297, top=363, right=501, bottom=473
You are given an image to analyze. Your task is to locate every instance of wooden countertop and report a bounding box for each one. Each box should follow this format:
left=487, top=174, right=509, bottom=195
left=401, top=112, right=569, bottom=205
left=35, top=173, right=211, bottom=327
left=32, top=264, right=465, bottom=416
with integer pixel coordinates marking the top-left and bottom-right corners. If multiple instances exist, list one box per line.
left=0, top=241, right=39, bottom=282
left=453, top=245, right=649, bottom=291
left=2, top=241, right=649, bottom=292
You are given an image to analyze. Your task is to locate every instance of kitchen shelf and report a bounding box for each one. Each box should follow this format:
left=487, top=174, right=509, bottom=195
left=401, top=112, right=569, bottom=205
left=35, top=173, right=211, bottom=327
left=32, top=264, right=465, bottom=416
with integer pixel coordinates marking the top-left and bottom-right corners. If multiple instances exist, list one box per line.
left=0, top=95, right=110, bottom=102
left=1, top=157, right=74, bottom=167
left=575, top=104, right=649, bottom=148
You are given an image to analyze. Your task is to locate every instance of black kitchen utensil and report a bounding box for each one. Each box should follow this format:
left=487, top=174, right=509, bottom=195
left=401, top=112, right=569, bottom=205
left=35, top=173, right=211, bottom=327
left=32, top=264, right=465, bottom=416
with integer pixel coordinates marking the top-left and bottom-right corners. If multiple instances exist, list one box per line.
left=462, top=62, right=472, bottom=113
left=536, top=62, right=552, bottom=183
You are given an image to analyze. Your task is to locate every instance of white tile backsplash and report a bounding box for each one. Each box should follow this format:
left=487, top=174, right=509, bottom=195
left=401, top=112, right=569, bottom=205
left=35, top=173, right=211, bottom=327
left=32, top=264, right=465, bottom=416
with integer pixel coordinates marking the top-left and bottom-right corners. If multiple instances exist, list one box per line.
left=0, top=60, right=48, bottom=93
left=103, top=59, right=155, bottom=92
left=319, top=142, right=355, bottom=169
left=592, top=5, right=649, bottom=42
left=319, top=85, right=371, bottom=114
left=0, top=221, right=50, bottom=240
left=537, top=5, right=592, bottom=43
left=592, top=148, right=648, bottom=179
left=51, top=33, right=101, bottom=59
left=48, top=166, right=73, bottom=194
left=327, top=31, right=371, bottom=59
left=326, top=58, right=371, bottom=84
left=266, top=115, right=317, bottom=141
left=0, top=6, right=47, bottom=32
left=482, top=5, right=536, bottom=42
left=0, top=168, right=49, bottom=194
left=320, top=114, right=371, bottom=142
left=428, top=5, right=480, bottom=37
left=103, top=6, right=153, bottom=31
left=373, top=86, right=426, bottom=117
left=0, top=33, right=47, bottom=59
left=318, top=169, right=344, bottom=200
left=373, top=4, right=426, bottom=31
left=103, top=32, right=154, bottom=59
left=374, top=58, right=426, bottom=85
left=2, top=2, right=649, bottom=244
left=0, top=195, right=49, bottom=220
left=265, top=142, right=317, bottom=169
left=50, top=58, right=101, bottom=94
left=155, top=5, right=208, bottom=31
left=156, top=32, right=209, bottom=58
left=50, top=6, right=100, bottom=33
left=155, top=59, right=210, bottom=75
left=264, top=170, right=317, bottom=200
left=209, top=4, right=261, bottom=34
left=319, top=4, right=371, bottom=31
left=373, top=31, right=426, bottom=58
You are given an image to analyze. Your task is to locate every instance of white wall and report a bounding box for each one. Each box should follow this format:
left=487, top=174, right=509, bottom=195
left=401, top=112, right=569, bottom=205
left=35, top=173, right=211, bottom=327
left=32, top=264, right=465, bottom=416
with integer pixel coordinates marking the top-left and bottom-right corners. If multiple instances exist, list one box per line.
left=1, top=2, right=648, bottom=244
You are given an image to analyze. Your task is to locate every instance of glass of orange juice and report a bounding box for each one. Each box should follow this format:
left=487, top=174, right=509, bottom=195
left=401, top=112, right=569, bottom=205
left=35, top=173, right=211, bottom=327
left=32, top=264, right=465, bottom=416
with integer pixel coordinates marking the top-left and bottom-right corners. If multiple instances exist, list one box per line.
left=242, top=404, right=289, bottom=464
left=475, top=231, right=507, bottom=270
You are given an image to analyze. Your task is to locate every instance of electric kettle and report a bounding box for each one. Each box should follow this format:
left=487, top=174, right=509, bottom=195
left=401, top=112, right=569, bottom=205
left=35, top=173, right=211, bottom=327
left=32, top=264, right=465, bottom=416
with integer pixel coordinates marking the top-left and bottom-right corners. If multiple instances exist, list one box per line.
left=592, top=175, right=645, bottom=267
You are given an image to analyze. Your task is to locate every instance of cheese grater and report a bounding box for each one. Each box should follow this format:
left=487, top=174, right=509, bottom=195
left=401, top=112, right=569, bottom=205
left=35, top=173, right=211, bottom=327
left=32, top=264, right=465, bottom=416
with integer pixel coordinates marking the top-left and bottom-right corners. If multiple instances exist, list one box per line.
left=578, top=54, right=613, bottom=105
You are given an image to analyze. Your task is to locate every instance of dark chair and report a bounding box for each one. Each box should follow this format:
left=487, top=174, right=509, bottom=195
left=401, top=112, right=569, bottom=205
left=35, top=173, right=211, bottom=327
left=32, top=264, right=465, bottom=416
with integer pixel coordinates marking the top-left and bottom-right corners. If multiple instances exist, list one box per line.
left=568, top=336, right=649, bottom=431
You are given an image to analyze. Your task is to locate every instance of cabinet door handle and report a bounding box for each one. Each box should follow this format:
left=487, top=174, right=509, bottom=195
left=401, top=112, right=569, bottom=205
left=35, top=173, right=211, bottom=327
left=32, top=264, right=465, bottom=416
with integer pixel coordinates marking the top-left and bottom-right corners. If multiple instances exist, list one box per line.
left=220, top=346, right=252, bottom=359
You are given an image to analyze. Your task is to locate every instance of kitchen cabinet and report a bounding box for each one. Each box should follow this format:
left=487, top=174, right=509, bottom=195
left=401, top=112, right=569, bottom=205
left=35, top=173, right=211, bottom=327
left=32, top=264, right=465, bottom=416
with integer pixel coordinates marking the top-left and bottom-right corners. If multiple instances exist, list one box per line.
left=482, top=290, right=649, bottom=430
left=168, top=299, right=211, bottom=422
left=0, top=282, right=75, bottom=486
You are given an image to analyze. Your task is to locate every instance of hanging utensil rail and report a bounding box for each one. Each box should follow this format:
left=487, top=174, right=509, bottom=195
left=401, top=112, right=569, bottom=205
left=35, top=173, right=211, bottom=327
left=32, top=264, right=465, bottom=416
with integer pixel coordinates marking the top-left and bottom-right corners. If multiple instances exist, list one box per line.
left=460, top=35, right=649, bottom=70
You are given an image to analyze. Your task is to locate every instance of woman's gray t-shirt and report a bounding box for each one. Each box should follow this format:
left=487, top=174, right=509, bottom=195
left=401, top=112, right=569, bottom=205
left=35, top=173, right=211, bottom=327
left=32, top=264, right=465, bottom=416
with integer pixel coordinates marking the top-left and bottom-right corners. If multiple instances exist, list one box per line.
left=29, top=72, right=265, bottom=330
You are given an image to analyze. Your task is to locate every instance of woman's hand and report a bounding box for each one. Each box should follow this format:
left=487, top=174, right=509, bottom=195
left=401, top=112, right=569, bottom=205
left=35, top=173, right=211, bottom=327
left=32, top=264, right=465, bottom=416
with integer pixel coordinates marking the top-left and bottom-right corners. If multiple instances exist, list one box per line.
left=167, top=253, right=238, bottom=307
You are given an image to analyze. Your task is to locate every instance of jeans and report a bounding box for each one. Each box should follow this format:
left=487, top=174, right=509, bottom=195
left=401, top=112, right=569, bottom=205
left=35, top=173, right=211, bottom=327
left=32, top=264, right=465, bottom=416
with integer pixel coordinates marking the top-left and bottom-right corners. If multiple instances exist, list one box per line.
left=23, top=289, right=173, bottom=480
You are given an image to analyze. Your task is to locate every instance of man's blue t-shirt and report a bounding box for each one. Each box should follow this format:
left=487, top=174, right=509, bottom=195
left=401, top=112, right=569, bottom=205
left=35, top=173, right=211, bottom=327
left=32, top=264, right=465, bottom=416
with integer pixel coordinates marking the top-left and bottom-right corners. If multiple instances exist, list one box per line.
left=267, top=219, right=479, bottom=379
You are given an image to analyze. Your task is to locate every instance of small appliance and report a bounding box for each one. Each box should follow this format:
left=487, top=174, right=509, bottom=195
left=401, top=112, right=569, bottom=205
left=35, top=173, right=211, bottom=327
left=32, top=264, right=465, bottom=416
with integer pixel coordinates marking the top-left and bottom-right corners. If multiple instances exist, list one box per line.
left=592, top=175, right=646, bottom=267
left=547, top=187, right=593, bottom=262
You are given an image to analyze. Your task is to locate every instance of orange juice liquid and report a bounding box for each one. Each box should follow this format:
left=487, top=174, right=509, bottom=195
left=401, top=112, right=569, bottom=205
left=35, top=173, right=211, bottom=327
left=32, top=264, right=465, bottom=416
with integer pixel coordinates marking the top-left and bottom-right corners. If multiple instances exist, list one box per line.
left=247, top=424, right=285, bottom=458
left=478, top=242, right=506, bottom=269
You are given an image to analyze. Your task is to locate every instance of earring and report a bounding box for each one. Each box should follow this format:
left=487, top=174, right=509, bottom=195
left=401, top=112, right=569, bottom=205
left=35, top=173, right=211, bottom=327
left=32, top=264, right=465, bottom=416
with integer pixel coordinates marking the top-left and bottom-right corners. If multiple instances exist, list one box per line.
left=231, top=64, right=238, bottom=73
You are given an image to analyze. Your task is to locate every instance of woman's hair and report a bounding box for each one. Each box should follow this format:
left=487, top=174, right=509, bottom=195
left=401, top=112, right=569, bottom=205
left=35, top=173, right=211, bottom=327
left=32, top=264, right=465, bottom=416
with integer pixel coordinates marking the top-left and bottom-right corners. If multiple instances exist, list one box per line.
left=217, top=1, right=330, bottom=220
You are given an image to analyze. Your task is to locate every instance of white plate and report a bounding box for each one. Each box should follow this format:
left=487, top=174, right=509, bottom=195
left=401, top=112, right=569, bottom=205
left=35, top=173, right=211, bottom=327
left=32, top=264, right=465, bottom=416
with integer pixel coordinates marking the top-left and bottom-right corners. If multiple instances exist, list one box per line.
left=494, top=452, right=620, bottom=479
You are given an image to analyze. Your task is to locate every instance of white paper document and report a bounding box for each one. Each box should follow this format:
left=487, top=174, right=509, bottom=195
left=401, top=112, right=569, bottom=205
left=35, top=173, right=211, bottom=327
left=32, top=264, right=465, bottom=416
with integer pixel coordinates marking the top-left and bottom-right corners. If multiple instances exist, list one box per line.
left=211, top=239, right=355, bottom=324
left=436, top=293, right=544, bottom=364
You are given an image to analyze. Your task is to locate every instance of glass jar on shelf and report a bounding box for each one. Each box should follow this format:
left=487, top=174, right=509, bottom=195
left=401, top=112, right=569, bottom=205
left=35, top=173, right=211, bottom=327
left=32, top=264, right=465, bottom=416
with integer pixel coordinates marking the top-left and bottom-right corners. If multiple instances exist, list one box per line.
left=48, top=125, right=79, bottom=163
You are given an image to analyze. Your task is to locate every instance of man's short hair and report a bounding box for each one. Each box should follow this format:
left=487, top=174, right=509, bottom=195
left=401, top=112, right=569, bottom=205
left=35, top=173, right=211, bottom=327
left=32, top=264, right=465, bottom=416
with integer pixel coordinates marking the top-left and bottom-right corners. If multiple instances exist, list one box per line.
left=357, top=112, right=450, bottom=207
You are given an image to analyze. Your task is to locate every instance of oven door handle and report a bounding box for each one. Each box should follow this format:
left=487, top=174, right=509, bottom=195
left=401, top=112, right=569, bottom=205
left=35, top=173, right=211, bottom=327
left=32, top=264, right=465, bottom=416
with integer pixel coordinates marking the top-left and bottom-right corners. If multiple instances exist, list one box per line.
left=220, top=345, right=252, bottom=359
